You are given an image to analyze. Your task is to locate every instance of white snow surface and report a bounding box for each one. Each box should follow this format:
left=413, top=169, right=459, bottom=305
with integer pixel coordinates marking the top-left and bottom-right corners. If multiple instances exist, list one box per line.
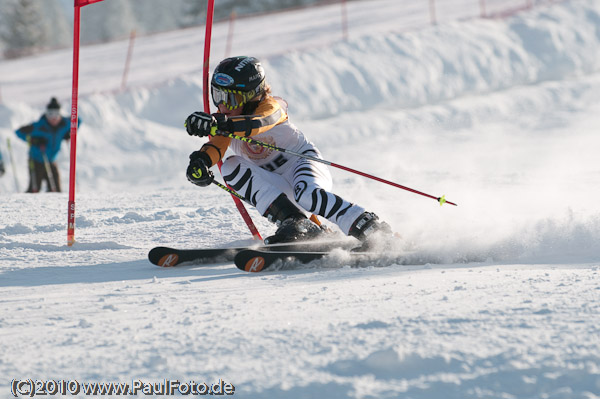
left=1, top=1, right=600, bottom=398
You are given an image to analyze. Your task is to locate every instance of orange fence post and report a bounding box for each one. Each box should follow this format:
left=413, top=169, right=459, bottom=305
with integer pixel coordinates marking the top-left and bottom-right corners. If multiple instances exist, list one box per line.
left=341, top=0, right=349, bottom=41
left=224, top=11, right=236, bottom=58
left=429, top=0, right=437, bottom=24
left=121, top=30, right=136, bottom=91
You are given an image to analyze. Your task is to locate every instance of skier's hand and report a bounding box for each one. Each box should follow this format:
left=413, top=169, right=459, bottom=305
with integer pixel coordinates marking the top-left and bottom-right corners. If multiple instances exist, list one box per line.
left=0, top=162, right=5, bottom=177
left=185, top=111, right=217, bottom=137
left=212, top=113, right=231, bottom=133
left=186, top=151, right=214, bottom=187
left=28, top=137, right=47, bottom=147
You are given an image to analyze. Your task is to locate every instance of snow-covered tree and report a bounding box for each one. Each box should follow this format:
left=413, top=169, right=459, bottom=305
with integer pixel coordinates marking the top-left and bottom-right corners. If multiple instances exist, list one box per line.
left=81, top=0, right=135, bottom=44
left=183, top=0, right=330, bottom=23
left=129, top=0, right=189, bottom=33
left=39, top=0, right=72, bottom=49
left=1, top=0, right=49, bottom=58
left=0, top=0, right=351, bottom=54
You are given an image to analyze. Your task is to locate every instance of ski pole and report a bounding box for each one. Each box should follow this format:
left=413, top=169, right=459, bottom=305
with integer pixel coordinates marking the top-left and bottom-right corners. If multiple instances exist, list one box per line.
left=29, top=159, right=38, bottom=193
left=212, top=130, right=457, bottom=206
left=41, top=150, right=58, bottom=192
left=6, top=138, right=20, bottom=192
left=212, top=179, right=250, bottom=205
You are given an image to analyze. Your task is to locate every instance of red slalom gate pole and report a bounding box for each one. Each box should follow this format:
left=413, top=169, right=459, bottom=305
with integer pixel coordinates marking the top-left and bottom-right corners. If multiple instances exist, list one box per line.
left=67, top=3, right=82, bottom=246
left=68, top=0, right=105, bottom=246
left=214, top=130, right=457, bottom=207
left=203, top=0, right=262, bottom=240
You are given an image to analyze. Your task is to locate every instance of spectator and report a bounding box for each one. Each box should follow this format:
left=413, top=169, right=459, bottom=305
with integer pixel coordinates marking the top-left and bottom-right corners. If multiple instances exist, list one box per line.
left=15, top=97, right=78, bottom=192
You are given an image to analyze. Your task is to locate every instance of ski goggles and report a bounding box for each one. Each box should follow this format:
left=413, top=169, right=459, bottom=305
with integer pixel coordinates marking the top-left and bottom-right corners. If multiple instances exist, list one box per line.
left=46, top=109, right=61, bottom=119
left=211, top=83, right=263, bottom=110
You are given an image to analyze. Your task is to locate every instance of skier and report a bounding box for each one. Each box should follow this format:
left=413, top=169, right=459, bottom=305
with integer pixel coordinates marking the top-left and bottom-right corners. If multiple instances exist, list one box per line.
left=184, top=56, right=391, bottom=247
left=15, top=97, right=77, bottom=193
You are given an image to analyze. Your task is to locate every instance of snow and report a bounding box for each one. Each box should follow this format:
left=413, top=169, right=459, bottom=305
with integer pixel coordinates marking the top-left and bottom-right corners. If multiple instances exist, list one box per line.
left=1, top=0, right=600, bottom=398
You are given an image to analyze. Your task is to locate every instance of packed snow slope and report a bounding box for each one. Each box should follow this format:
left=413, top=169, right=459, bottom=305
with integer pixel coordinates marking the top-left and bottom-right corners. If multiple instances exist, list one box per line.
left=1, top=1, right=600, bottom=398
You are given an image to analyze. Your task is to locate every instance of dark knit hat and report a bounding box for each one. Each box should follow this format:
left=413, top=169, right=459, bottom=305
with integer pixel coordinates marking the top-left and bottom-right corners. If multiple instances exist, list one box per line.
left=47, top=97, right=61, bottom=110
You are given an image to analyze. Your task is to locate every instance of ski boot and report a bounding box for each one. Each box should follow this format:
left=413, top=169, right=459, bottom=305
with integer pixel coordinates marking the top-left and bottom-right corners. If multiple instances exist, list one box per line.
left=263, top=194, right=324, bottom=245
left=348, top=211, right=393, bottom=251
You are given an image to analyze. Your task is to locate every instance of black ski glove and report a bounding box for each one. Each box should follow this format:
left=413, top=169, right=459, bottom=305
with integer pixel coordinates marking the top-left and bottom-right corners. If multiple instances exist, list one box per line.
left=0, top=161, right=5, bottom=177
left=212, top=113, right=232, bottom=132
left=186, top=151, right=214, bottom=187
left=185, top=112, right=231, bottom=137
left=29, top=137, right=47, bottom=147
left=185, top=111, right=216, bottom=137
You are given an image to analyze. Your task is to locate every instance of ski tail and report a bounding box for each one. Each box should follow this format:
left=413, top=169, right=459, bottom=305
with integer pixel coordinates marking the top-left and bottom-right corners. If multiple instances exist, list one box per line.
left=148, top=246, right=244, bottom=267
left=234, top=248, right=383, bottom=272
left=235, top=249, right=330, bottom=272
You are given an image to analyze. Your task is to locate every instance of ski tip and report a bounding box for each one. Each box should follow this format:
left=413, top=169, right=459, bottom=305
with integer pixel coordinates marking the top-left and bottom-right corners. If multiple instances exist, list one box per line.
left=242, top=255, right=267, bottom=272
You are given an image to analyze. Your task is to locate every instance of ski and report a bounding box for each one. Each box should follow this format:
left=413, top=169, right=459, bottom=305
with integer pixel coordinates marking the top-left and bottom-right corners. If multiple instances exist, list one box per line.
left=234, top=248, right=379, bottom=272
left=148, top=238, right=356, bottom=267
left=149, top=246, right=245, bottom=267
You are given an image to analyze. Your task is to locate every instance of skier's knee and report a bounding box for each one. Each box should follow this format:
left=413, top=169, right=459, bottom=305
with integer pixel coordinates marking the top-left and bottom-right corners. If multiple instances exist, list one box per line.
left=293, top=181, right=309, bottom=204
left=220, top=155, right=243, bottom=176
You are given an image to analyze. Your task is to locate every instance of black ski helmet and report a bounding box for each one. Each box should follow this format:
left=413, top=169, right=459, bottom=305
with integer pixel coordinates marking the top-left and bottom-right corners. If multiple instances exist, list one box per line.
left=47, top=97, right=61, bottom=110
left=211, top=56, right=266, bottom=110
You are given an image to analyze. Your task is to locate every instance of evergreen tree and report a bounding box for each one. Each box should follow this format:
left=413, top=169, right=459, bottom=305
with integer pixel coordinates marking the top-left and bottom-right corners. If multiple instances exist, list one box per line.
left=129, top=0, right=189, bottom=34
left=81, top=0, right=135, bottom=44
left=183, top=0, right=207, bottom=27
left=39, top=0, right=72, bottom=49
left=0, top=0, right=345, bottom=54
left=183, top=0, right=324, bottom=24
left=1, top=0, right=49, bottom=58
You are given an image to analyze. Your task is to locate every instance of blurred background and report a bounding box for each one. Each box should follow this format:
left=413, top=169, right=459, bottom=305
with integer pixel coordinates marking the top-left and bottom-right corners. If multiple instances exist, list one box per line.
left=1, top=0, right=343, bottom=58
left=0, top=0, right=550, bottom=60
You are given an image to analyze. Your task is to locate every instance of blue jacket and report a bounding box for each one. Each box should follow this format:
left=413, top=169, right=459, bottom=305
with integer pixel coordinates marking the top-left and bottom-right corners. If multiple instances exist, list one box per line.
left=15, top=115, right=80, bottom=163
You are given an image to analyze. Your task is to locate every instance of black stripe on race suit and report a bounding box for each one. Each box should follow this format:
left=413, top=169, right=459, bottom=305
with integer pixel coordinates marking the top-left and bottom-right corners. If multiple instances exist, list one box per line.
left=318, top=189, right=328, bottom=216
left=291, top=159, right=355, bottom=223
left=325, top=193, right=344, bottom=219
left=312, top=189, right=352, bottom=223
left=223, top=165, right=258, bottom=206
